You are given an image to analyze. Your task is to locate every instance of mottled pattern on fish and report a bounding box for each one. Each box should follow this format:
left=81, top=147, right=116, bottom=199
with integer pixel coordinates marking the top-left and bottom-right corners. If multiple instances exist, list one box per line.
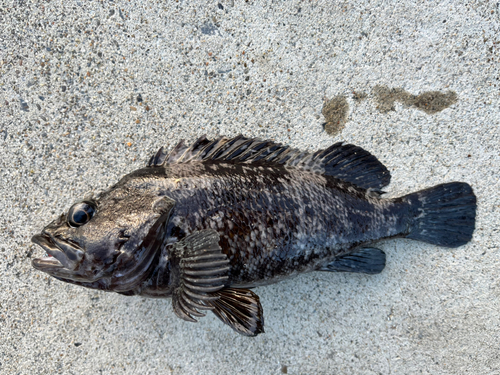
left=31, top=135, right=477, bottom=336
left=118, top=162, right=405, bottom=288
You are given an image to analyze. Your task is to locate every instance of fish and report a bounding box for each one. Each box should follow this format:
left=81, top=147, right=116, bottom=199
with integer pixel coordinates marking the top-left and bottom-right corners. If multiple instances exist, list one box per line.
left=31, top=135, right=477, bottom=336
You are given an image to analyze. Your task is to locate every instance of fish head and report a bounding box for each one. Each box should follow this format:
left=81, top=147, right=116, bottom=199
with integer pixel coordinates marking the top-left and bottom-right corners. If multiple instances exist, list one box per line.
left=31, top=187, right=175, bottom=292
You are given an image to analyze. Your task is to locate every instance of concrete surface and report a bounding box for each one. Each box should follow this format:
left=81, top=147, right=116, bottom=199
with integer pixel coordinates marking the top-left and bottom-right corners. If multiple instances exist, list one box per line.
left=1, top=1, right=499, bottom=374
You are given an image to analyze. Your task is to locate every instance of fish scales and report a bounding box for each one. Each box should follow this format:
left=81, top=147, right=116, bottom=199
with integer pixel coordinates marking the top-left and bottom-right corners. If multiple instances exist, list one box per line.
left=119, top=161, right=404, bottom=288
left=31, top=135, right=477, bottom=336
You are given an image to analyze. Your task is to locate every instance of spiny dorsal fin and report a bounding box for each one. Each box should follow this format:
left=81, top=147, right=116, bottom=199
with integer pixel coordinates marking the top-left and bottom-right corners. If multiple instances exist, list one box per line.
left=148, top=135, right=391, bottom=190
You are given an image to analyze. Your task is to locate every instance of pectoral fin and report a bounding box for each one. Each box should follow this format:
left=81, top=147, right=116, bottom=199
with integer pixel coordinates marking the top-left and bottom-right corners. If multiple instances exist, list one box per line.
left=206, top=288, right=264, bottom=337
left=320, top=248, right=386, bottom=274
left=170, top=230, right=230, bottom=322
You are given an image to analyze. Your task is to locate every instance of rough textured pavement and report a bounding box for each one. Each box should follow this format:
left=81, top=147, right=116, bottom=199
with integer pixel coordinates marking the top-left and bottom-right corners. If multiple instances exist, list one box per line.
left=1, top=1, right=499, bottom=374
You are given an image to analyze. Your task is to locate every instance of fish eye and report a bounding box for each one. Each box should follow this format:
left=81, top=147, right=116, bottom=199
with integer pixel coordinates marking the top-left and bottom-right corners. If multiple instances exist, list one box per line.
left=67, top=201, right=97, bottom=227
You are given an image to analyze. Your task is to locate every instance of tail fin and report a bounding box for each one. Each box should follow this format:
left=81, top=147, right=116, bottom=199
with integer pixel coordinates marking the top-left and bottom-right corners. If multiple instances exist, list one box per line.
left=405, top=182, right=476, bottom=248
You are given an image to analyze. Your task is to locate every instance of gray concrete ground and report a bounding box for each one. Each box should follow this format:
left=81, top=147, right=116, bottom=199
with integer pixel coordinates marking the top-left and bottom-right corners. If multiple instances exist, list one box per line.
left=1, top=1, right=499, bottom=374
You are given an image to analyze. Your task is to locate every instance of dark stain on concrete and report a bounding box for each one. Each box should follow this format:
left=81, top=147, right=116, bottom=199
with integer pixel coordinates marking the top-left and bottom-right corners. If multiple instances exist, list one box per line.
left=322, top=95, right=349, bottom=136
left=352, top=90, right=368, bottom=102
left=372, top=85, right=457, bottom=114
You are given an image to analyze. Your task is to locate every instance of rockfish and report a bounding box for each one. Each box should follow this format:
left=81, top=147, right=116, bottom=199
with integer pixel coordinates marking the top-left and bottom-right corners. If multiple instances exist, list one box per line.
left=31, top=135, right=476, bottom=336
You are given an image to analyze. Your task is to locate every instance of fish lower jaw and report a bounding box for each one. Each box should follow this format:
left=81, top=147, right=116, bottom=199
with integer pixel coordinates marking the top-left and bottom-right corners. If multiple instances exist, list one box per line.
left=32, top=256, right=64, bottom=270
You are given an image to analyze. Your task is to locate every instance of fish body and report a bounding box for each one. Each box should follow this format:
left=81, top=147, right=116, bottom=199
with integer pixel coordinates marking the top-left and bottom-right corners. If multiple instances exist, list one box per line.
left=32, top=135, right=476, bottom=336
left=121, top=162, right=400, bottom=289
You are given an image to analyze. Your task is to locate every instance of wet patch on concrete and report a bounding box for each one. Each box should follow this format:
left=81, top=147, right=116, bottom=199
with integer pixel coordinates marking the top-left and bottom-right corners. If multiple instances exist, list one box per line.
left=322, top=96, right=349, bottom=136
left=372, top=85, right=458, bottom=114
left=321, top=87, right=457, bottom=137
left=352, top=90, right=368, bottom=102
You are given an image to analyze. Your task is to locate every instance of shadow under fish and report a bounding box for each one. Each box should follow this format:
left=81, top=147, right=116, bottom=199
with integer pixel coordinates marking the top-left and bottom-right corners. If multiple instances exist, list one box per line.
left=31, top=135, right=477, bottom=336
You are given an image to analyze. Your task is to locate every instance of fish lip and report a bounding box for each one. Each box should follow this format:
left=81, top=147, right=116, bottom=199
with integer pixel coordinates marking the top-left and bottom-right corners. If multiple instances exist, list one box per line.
left=50, top=235, right=84, bottom=261
left=31, top=233, right=67, bottom=270
left=31, top=256, right=64, bottom=270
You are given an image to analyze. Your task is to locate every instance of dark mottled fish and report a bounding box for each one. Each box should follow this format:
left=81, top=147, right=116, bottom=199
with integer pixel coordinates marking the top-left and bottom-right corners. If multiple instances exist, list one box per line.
left=32, top=135, right=476, bottom=336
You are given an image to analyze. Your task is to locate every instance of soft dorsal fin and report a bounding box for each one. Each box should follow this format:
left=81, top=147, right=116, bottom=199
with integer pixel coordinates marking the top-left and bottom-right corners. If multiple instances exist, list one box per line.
left=148, top=135, right=391, bottom=190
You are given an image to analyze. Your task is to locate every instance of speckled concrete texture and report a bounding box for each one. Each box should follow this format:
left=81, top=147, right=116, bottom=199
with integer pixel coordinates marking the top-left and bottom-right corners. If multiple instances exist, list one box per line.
left=1, top=1, right=499, bottom=374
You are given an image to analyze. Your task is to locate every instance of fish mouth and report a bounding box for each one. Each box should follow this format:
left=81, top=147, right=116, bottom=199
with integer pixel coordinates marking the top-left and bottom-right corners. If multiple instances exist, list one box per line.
left=31, top=234, right=65, bottom=270
left=31, top=233, right=83, bottom=272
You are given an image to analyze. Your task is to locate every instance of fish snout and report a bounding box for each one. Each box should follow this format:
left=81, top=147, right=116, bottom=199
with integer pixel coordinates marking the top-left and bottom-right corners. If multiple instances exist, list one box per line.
left=31, top=234, right=65, bottom=271
left=31, top=233, right=83, bottom=271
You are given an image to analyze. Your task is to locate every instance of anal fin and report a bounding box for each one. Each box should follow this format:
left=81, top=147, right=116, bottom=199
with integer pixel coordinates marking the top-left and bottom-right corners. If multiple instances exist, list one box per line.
left=320, top=248, right=386, bottom=274
left=206, top=288, right=264, bottom=337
